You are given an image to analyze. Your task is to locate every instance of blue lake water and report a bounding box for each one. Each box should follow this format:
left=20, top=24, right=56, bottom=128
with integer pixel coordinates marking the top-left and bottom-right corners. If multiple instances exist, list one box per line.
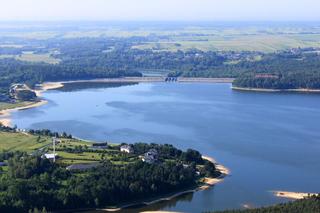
left=11, top=83, right=320, bottom=212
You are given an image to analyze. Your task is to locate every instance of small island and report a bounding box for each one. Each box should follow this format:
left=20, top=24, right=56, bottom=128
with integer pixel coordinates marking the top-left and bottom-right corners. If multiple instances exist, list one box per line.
left=0, top=124, right=227, bottom=212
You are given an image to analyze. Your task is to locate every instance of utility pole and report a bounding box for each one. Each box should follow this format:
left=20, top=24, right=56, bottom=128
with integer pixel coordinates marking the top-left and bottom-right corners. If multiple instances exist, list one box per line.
left=53, top=137, right=56, bottom=162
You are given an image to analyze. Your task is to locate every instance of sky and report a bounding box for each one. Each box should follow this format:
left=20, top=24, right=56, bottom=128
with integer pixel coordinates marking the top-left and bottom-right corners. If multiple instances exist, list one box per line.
left=0, top=0, right=320, bottom=21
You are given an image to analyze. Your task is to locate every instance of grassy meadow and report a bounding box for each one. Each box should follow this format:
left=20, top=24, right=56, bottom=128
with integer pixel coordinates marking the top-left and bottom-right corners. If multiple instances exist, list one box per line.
left=0, top=131, right=137, bottom=166
left=0, top=132, right=51, bottom=152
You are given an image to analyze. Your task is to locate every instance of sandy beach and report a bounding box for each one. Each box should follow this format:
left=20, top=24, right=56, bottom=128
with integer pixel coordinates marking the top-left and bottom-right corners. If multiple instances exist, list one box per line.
left=0, top=118, right=11, bottom=127
left=199, top=156, right=230, bottom=190
left=0, top=100, right=48, bottom=127
left=34, top=82, right=64, bottom=96
left=0, top=82, right=64, bottom=127
left=272, top=191, right=318, bottom=200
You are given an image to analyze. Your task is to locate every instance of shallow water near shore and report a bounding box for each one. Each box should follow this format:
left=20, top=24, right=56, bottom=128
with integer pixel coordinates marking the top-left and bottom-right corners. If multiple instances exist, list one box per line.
left=11, top=82, right=320, bottom=212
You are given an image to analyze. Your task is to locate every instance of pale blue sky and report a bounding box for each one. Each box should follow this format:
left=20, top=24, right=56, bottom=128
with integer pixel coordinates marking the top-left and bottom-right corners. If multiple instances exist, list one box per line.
left=0, top=0, right=319, bottom=21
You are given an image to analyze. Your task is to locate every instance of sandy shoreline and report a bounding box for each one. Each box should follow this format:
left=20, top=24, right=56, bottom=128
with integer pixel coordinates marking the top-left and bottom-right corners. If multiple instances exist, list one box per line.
left=272, top=191, right=318, bottom=200
left=199, top=156, right=230, bottom=190
left=0, top=82, right=63, bottom=127
left=0, top=100, right=48, bottom=127
left=34, top=82, right=64, bottom=96
left=100, top=155, right=229, bottom=212
left=232, top=86, right=320, bottom=93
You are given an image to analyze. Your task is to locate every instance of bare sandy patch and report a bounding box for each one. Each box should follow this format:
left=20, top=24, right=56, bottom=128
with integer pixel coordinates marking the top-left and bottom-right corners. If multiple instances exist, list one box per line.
left=272, top=191, right=318, bottom=199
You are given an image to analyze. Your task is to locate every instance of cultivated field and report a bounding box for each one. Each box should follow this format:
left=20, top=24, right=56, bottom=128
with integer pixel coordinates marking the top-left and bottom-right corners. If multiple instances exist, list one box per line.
left=1, top=22, right=320, bottom=52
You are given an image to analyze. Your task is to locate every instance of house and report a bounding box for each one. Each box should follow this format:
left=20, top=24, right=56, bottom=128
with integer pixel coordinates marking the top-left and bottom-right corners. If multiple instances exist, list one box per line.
left=142, top=149, right=159, bottom=164
left=42, top=153, right=58, bottom=161
left=120, top=145, right=134, bottom=153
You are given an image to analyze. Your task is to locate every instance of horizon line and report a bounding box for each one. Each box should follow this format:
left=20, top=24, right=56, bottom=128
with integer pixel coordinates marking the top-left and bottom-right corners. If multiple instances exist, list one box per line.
left=0, top=20, right=320, bottom=23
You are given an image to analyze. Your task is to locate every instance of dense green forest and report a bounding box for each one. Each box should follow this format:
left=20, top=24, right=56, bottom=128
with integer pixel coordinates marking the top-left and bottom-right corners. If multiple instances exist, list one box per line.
left=232, top=52, right=320, bottom=90
left=211, top=195, right=320, bottom=213
left=0, top=140, right=219, bottom=212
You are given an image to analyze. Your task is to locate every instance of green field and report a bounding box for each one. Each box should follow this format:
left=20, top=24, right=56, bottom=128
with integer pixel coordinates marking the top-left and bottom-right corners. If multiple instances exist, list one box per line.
left=0, top=131, right=135, bottom=166
left=0, top=132, right=51, bottom=152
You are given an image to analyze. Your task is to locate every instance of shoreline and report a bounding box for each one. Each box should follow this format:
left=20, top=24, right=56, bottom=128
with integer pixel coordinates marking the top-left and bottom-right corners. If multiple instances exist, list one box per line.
left=272, top=191, right=318, bottom=200
left=232, top=86, right=320, bottom=93
left=99, top=155, right=230, bottom=212
left=0, top=82, right=64, bottom=127
left=0, top=100, right=48, bottom=127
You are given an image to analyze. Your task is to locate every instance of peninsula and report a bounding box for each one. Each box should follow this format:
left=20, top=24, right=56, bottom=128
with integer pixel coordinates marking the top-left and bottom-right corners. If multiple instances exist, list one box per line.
left=0, top=126, right=228, bottom=212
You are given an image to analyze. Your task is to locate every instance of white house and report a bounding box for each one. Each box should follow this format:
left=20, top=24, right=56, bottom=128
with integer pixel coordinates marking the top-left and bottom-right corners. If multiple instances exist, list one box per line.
left=120, top=145, right=134, bottom=153
left=43, top=153, right=58, bottom=161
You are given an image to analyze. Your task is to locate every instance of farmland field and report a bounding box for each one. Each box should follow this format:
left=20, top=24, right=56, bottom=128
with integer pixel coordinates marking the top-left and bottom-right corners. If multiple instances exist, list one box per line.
left=132, top=34, right=320, bottom=52
left=1, top=22, right=320, bottom=52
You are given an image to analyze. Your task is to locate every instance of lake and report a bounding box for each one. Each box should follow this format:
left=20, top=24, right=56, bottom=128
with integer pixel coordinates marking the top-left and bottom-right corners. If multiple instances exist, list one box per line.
left=11, top=82, right=320, bottom=212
